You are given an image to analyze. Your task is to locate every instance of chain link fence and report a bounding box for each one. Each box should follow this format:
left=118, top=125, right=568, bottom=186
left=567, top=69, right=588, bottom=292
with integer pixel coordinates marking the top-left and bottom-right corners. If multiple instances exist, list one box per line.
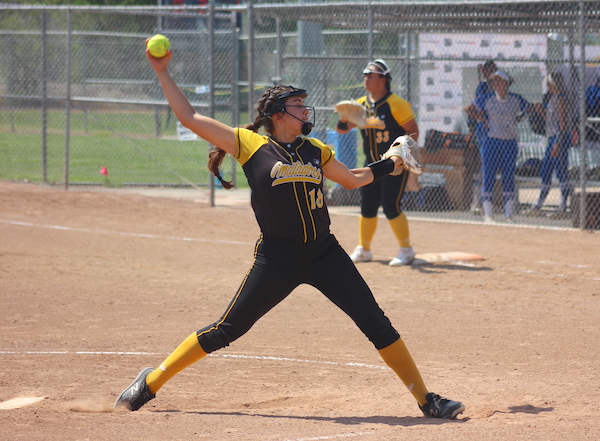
left=1, top=2, right=599, bottom=228
left=0, top=5, right=241, bottom=204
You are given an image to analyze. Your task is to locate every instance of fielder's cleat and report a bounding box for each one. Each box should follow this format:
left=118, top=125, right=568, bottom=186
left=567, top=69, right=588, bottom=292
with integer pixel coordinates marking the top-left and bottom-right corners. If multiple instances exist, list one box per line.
left=114, top=367, right=156, bottom=411
left=389, top=246, right=415, bottom=266
left=483, top=215, right=495, bottom=224
left=349, top=246, right=373, bottom=263
left=419, top=392, right=465, bottom=419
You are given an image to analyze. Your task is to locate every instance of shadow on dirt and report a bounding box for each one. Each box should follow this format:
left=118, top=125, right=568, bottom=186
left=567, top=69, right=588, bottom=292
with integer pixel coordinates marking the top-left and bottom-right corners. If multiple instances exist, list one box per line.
left=156, top=409, right=469, bottom=426
left=508, top=404, right=554, bottom=414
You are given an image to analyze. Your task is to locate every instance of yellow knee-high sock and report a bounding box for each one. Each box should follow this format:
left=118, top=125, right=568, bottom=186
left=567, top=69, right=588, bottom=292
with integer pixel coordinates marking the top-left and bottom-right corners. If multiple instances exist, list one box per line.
left=378, top=338, right=429, bottom=406
left=388, top=213, right=411, bottom=248
left=145, top=332, right=207, bottom=394
left=359, top=216, right=378, bottom=251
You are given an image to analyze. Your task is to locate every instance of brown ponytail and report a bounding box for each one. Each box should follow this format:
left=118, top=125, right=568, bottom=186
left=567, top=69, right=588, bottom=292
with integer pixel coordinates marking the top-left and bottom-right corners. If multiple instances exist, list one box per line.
left=207, top=118, right=264, bottom=190
left=207, top=148, right=234, bottom=190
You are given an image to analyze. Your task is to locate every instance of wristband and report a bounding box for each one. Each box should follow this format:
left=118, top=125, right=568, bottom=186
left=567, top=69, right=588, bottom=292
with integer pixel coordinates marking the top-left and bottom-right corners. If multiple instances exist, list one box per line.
left=368, top=158, right=395, bottom=182
left=337, top=120, right=349, bottom=131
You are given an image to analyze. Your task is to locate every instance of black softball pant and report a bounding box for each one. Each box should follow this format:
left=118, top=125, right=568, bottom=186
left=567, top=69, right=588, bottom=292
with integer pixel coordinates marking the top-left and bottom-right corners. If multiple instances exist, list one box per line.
left=196, top=232, right=400, bottom=353
left=360, top=169, right=410, bottom=219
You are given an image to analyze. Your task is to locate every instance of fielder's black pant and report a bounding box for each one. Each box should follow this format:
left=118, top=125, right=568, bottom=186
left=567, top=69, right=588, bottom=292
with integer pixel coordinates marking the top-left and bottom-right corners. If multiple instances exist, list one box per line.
left=196, top=232, right=400, bottom=353
left=360, top=168, right=410, bottom=219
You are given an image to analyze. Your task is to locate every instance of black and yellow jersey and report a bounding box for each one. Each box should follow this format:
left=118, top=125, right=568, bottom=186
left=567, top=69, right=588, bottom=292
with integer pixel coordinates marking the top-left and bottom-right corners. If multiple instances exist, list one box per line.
left=357, top=93, right=415, bottom=163
left=234, top=128, right=335, bottom=243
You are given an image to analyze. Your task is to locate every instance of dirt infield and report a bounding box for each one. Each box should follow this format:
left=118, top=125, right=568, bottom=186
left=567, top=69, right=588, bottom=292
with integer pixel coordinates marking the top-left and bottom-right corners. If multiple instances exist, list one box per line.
left=1, top=181, right=599, bottom=441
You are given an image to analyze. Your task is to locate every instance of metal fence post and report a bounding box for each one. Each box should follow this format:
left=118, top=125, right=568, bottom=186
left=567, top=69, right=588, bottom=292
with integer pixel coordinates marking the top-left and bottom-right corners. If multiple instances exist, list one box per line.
left=247, top=0, right=254, bottom=124
left=41, top=9, right=48, bottom=184
left=231, top=11, right=240, bottom=188
left=209, top=0, right=216, bottom=207
left=578, top=0, right=588, bottom=229
left=64, top=8, right=73, bottom=190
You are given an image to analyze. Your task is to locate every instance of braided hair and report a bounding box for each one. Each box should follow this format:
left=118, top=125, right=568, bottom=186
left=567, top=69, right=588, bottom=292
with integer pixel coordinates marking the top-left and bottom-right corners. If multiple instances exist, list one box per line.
left=208, top=85, right=299, bottom=189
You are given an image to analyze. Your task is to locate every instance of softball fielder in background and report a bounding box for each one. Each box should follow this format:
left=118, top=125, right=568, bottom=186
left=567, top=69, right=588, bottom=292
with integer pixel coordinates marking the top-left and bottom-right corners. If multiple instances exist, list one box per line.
left=114, top=41, right=465, bottom=420
left=337, top=59, right=419, bottom=267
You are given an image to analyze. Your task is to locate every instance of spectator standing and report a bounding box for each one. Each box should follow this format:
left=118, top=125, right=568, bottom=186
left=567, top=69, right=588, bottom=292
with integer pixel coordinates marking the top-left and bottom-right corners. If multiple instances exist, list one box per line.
left=465, top=70, right=532, bottom=223
left=468, top=60, right=497, bottom=214
left=524, top=72, right=572, bottom=219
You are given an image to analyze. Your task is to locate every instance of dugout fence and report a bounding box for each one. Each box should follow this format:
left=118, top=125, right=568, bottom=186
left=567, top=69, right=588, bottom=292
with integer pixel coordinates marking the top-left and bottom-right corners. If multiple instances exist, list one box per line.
left=1, top=1, right=600, bottom=229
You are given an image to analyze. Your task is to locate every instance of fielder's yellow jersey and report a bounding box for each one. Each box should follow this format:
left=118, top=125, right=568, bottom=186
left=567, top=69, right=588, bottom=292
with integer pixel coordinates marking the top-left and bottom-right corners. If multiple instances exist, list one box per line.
left=358, top=93, right=415, bottom=163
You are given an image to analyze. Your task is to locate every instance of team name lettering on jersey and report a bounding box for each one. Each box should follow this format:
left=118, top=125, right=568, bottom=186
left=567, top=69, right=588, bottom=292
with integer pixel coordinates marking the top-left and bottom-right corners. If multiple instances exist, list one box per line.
left=270, top=160, right=322, bottom=186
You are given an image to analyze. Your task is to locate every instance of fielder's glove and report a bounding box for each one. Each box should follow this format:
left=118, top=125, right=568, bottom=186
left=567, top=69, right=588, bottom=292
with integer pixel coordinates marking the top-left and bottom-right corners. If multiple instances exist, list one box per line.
left=334, top=100, right=385, bottom=130
left=382, top=134, right=423, bottom=175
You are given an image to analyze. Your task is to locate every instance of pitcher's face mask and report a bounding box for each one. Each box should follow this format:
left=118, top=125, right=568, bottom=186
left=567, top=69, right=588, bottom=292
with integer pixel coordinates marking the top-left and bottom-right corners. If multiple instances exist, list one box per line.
left=266, top=88, right=315, bottom=135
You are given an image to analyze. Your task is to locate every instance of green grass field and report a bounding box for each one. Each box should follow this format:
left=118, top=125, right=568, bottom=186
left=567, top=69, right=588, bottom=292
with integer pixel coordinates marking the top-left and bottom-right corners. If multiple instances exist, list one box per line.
left=1, top=108, right=360, bottom=189
left=0, top=108, right=246, bottom=187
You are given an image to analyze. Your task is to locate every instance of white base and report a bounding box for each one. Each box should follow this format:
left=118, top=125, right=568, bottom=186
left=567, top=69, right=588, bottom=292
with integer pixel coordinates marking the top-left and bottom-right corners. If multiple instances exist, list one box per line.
left=0, top=396, right=46, bottom=410
left=413, top=251, right=485, bottom=265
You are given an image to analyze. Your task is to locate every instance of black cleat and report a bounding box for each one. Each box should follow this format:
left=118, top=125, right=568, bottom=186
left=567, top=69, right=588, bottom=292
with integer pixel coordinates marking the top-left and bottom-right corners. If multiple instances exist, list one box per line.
left=114, top=367, right=156, bottom=411
left=419, top=392, right=465, bottom=419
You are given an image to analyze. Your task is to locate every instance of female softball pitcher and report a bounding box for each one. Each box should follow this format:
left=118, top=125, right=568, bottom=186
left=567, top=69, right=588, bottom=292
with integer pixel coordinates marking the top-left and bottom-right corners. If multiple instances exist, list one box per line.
left=114, top=41, right=465, bottom=420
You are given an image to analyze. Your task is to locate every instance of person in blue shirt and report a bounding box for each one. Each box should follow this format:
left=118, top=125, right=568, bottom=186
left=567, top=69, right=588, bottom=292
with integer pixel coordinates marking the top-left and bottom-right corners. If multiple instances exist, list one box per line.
left=471, top=61, right=497, bottom=145
left=465, top=70, right=532, bottom=223
left=467, top=60, right=497, bottom=214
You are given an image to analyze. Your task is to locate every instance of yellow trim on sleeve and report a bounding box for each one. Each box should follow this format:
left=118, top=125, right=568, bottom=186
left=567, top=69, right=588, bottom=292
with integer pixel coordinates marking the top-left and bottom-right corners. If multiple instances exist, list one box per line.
left=388, top=94, right=415, bottom=127
left=234, top=127, right=269, bottom=166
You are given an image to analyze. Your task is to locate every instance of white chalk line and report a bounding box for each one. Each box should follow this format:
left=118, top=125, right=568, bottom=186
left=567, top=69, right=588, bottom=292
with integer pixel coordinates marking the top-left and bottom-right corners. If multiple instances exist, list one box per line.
left=0, top=219, right=252, bottom=246
left=537, top=260, right=596, bottom=269
left=0, top=350, right=390, bottom=371
left=496, top=264, right=600, bottom=281
left=0, top=350, right=164, bottom=356
left=330, top=208, right=587, bottom=232
left=3, top=219, right=597, bottom=282
left=213, top=353, right=389, bottom=370
left=279, top=433, right=374, bottom=441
